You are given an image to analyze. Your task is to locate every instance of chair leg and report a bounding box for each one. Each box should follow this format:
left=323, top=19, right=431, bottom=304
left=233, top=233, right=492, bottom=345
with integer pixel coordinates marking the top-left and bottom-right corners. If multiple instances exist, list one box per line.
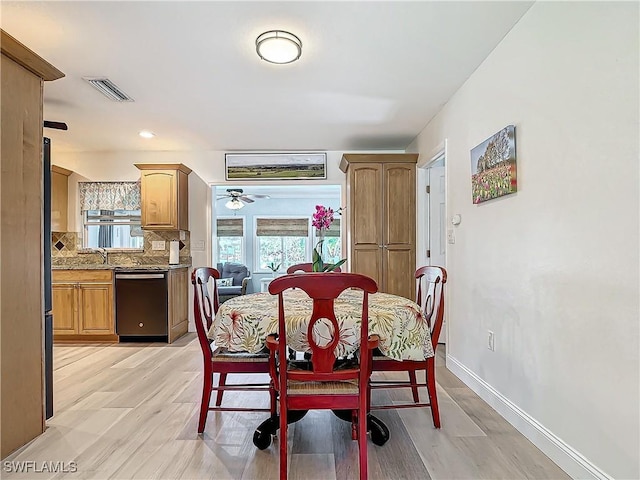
left=280, top=405, right=288, bottom=480
left=215, top=372, right=227, bottom=406
left=408, top=370, right=419, bottom=403
left=198, top=370, right=213, bottom=433
left=269, top=381, right=277, bottom=416
left=351, top=411, right=358, bottom=440
left=358, top=404, right=368, bottom=480
left=426, top=357, right=440, bottom=428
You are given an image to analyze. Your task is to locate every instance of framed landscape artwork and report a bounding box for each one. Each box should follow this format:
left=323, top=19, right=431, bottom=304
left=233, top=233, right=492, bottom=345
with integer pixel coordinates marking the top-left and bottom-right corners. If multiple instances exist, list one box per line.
left=225, top=153, right=327, bottom=180
left=470, top=125, right=517, bottom=204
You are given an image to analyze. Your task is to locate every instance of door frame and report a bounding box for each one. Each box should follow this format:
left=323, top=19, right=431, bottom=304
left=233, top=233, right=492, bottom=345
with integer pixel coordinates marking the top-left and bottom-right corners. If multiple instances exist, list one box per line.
left=416, top=140, right=448, bottom=343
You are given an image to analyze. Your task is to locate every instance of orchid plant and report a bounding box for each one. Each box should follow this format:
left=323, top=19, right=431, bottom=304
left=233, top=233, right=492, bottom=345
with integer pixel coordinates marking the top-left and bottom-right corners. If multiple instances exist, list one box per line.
left=311, top=205, right=347, bottom=272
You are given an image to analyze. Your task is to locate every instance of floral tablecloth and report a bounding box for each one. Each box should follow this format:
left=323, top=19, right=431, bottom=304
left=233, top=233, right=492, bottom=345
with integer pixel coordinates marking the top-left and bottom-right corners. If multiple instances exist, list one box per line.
left=209, top=289, right=434, bottom=361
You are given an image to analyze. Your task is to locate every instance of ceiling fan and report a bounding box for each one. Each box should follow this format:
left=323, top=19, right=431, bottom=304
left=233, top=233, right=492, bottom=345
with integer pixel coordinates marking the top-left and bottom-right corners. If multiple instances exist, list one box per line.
left=216, top=189, right=270, bottom=210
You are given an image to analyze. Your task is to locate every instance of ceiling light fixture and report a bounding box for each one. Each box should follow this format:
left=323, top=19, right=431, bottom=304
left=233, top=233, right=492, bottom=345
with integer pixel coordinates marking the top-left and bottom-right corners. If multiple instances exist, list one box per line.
left=256, top=30, right=302, bottom=64
left=225, top=198, right=244, bottom=210
left=139, top=130, right=155, bottom=139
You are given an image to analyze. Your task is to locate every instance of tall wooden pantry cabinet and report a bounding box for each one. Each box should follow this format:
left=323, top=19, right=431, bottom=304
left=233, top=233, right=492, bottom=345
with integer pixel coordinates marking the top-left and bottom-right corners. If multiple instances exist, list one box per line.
left=340, top=154, right=418, bottom=300
left=1, top=30, right=64, bottom=458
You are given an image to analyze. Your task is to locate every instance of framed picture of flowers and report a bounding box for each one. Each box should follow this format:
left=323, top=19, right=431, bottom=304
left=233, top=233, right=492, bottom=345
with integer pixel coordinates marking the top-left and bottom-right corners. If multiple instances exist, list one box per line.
left=470, top=125, right=517, bottom=204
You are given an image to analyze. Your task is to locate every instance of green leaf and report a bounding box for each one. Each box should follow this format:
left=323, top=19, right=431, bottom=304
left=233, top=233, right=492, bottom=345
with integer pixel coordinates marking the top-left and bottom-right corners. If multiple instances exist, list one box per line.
left=323, top=258, right=347, bottom=272
left=312, top=247, right=324, bottom=272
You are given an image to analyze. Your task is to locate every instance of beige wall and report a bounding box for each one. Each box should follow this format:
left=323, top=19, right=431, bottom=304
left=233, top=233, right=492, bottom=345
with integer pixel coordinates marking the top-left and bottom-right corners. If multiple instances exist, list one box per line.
left=409, top=2, right=639, bottom=478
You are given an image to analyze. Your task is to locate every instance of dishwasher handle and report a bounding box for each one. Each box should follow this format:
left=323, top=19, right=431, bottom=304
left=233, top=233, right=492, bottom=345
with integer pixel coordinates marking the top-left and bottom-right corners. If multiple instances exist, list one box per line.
left=116, top=273, right=166, bottom=280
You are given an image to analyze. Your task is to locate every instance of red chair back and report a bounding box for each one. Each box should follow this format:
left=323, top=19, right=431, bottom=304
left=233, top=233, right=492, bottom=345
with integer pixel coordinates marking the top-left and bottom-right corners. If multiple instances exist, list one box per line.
left=191, top=267, right=221, bottom=364
left=286, top=262, right=342, bottom=274
left=269, top=272, right=376, bottom=379
left=415, top=266, right=447, bottom=349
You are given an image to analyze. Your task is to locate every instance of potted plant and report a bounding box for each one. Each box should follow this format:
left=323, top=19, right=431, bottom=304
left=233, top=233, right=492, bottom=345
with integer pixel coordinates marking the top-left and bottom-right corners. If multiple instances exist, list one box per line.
left=267, top=261, right=281, bottom=278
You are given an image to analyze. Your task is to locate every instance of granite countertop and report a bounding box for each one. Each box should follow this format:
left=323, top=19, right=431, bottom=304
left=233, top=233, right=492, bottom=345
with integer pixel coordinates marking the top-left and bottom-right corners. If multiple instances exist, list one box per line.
left=52, top=264, right=191, bottom=271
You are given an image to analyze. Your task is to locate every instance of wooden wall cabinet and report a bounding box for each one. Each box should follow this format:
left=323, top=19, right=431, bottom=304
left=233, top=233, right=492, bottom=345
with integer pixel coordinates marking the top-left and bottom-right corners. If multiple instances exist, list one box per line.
left=1, top=29, right=64, bottom=458
left=52, top=270, right=116, bottom=342
left=135, top=164, right=191, bottom=230
left=51, top=165, right=72, bottom=232
left=168, top=267, right=189, bottom=343
left=340, top=154, right=418, bottom=300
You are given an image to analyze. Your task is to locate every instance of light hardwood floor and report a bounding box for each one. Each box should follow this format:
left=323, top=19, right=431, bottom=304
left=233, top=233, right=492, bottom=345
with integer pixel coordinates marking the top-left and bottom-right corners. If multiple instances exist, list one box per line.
left=3, top=335, right=570, bottom=479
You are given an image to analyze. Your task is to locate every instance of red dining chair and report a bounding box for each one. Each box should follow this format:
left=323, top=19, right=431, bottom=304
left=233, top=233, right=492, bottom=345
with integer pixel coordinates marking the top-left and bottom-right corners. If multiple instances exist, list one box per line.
left=267, top=273, right=378, bottom=480
left=369, top=266, right=447, bottom=428
left=286, top=262, right=342, bottom=273
left=191, top=267, right=276, bottom=434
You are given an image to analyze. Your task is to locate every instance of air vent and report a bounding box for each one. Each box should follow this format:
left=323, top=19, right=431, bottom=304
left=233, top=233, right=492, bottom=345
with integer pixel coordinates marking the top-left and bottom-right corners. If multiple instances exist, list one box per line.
left=82, top=77, right=134, bottom=102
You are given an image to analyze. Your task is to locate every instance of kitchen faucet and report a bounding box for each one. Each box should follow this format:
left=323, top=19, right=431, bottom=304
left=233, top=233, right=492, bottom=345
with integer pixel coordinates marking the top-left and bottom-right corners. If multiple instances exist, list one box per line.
left=97, top=248, right=108, bottom=264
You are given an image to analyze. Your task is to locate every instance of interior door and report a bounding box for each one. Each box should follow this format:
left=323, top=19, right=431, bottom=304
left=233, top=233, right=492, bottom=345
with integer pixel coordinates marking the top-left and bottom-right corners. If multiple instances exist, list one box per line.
left=426, top=161, right=446, bottom=343
left=427, top=164, right=446, bottom=268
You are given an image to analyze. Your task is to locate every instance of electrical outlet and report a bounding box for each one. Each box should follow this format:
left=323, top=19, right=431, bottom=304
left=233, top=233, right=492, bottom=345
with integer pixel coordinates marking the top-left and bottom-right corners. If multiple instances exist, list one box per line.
left=151, top=240, right=166, bottom=251
left=488, top=330, right=495, bottom=351
left=179, top=230, right=186, bottom=240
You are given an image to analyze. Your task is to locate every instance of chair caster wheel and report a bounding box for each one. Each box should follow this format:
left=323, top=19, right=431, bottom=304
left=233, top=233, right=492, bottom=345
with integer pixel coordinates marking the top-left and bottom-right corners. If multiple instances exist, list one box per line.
left=252, top=429, right=271, bottom=450
left=368, top=414, right=390, bottom=446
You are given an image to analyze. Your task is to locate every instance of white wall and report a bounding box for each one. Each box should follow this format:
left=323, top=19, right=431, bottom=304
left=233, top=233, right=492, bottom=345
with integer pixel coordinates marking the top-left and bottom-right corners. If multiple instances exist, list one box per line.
left=409, top=2, right=639, bottom=478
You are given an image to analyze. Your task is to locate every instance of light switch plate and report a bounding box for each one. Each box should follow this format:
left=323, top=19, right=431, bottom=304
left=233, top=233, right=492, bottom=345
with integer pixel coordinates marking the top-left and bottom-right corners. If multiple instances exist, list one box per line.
left=179, top=230, right=186, bottom=240
left=152, top=240, right=166, bottom=250
left=447, top=229, right=455, bottom=244
left=193, top=240, right=205, bottom=251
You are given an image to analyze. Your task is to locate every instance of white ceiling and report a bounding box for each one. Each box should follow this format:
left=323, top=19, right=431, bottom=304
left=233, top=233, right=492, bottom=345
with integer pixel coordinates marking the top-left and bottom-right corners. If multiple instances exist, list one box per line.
left=1, top=1, right=532, bottom=154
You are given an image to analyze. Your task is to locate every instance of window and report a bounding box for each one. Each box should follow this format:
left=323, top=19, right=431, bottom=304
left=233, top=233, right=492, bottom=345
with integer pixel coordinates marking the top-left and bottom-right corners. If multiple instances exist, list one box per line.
left=256, top=217, right=309, bottom=272
left=216, top=217, right=245, bottom=264
left=83, top=210, right=143, bottom=249
left=79, top=181, right=142, bottom=249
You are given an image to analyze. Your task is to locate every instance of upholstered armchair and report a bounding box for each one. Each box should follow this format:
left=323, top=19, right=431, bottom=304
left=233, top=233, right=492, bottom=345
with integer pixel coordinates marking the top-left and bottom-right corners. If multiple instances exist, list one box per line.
left=216, top=262, right=252, bottom=303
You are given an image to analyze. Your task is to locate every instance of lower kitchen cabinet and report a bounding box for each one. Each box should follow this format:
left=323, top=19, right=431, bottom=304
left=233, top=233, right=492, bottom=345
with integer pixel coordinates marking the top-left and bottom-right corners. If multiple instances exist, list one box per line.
left=168, top=267, right=189, bottom=343
left=52, top=269, right=116, bottom=342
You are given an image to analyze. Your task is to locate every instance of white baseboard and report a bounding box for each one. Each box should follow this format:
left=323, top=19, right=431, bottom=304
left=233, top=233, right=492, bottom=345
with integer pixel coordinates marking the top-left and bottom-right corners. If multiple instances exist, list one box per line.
left=446, top=354, right=611, bottom=480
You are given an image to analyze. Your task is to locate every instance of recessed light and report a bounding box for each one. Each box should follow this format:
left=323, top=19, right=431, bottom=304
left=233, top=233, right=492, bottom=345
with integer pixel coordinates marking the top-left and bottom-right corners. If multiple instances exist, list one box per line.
left=139, top=130, right=155, bottom=139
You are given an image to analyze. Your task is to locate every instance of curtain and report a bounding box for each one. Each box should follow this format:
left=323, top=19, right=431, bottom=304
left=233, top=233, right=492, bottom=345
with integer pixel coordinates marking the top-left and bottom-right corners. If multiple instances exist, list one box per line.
left=256, top=218, right=308, bottom=237
left=79, top=182, right=141, bottom=211
left=97, top=210, right=113, bottom=248
left=217, top=218, right=244, bottom=237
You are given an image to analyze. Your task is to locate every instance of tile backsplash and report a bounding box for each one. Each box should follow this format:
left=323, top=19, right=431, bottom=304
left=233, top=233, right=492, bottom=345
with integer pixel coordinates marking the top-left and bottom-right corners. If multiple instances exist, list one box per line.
left=52, top=230, right=191, bottom=266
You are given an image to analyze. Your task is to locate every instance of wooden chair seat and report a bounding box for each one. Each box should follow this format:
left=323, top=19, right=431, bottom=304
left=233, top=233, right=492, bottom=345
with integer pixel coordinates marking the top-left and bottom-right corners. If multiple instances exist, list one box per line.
left=212, top=347, right=270, bottom=362
left=288, top=379, right=359, bottom=395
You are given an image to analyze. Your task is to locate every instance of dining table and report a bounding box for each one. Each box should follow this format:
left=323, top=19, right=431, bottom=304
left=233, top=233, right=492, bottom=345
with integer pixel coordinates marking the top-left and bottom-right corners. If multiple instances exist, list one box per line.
left=208, top=287, right=434, bottom=447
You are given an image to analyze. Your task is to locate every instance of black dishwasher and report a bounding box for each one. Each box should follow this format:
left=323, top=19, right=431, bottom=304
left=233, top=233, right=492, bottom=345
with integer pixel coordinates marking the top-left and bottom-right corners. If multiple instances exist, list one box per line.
left=115, top=271, right=168, bottom=341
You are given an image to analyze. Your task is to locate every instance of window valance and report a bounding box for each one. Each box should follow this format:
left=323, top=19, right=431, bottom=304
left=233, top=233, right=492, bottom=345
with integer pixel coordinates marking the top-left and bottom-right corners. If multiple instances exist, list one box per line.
left=256, top=218, right=309, bottom=237
left=217, top=218, right=244, bottom=237
left=79, top=182, right=141, bottom=211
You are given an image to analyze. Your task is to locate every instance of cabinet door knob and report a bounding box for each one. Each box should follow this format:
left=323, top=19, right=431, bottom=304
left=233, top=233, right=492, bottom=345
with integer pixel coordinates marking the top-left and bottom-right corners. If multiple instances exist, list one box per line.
left=138, top=322, right=144, bottom=328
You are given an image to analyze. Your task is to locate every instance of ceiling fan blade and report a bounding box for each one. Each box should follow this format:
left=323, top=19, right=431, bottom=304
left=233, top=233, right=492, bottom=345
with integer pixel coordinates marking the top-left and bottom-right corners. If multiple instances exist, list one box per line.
left=44, top=120, right=68, bottom=130
left=239, top=196, right=255, bottom=204
left=244, top=194, right=270, bottom=199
